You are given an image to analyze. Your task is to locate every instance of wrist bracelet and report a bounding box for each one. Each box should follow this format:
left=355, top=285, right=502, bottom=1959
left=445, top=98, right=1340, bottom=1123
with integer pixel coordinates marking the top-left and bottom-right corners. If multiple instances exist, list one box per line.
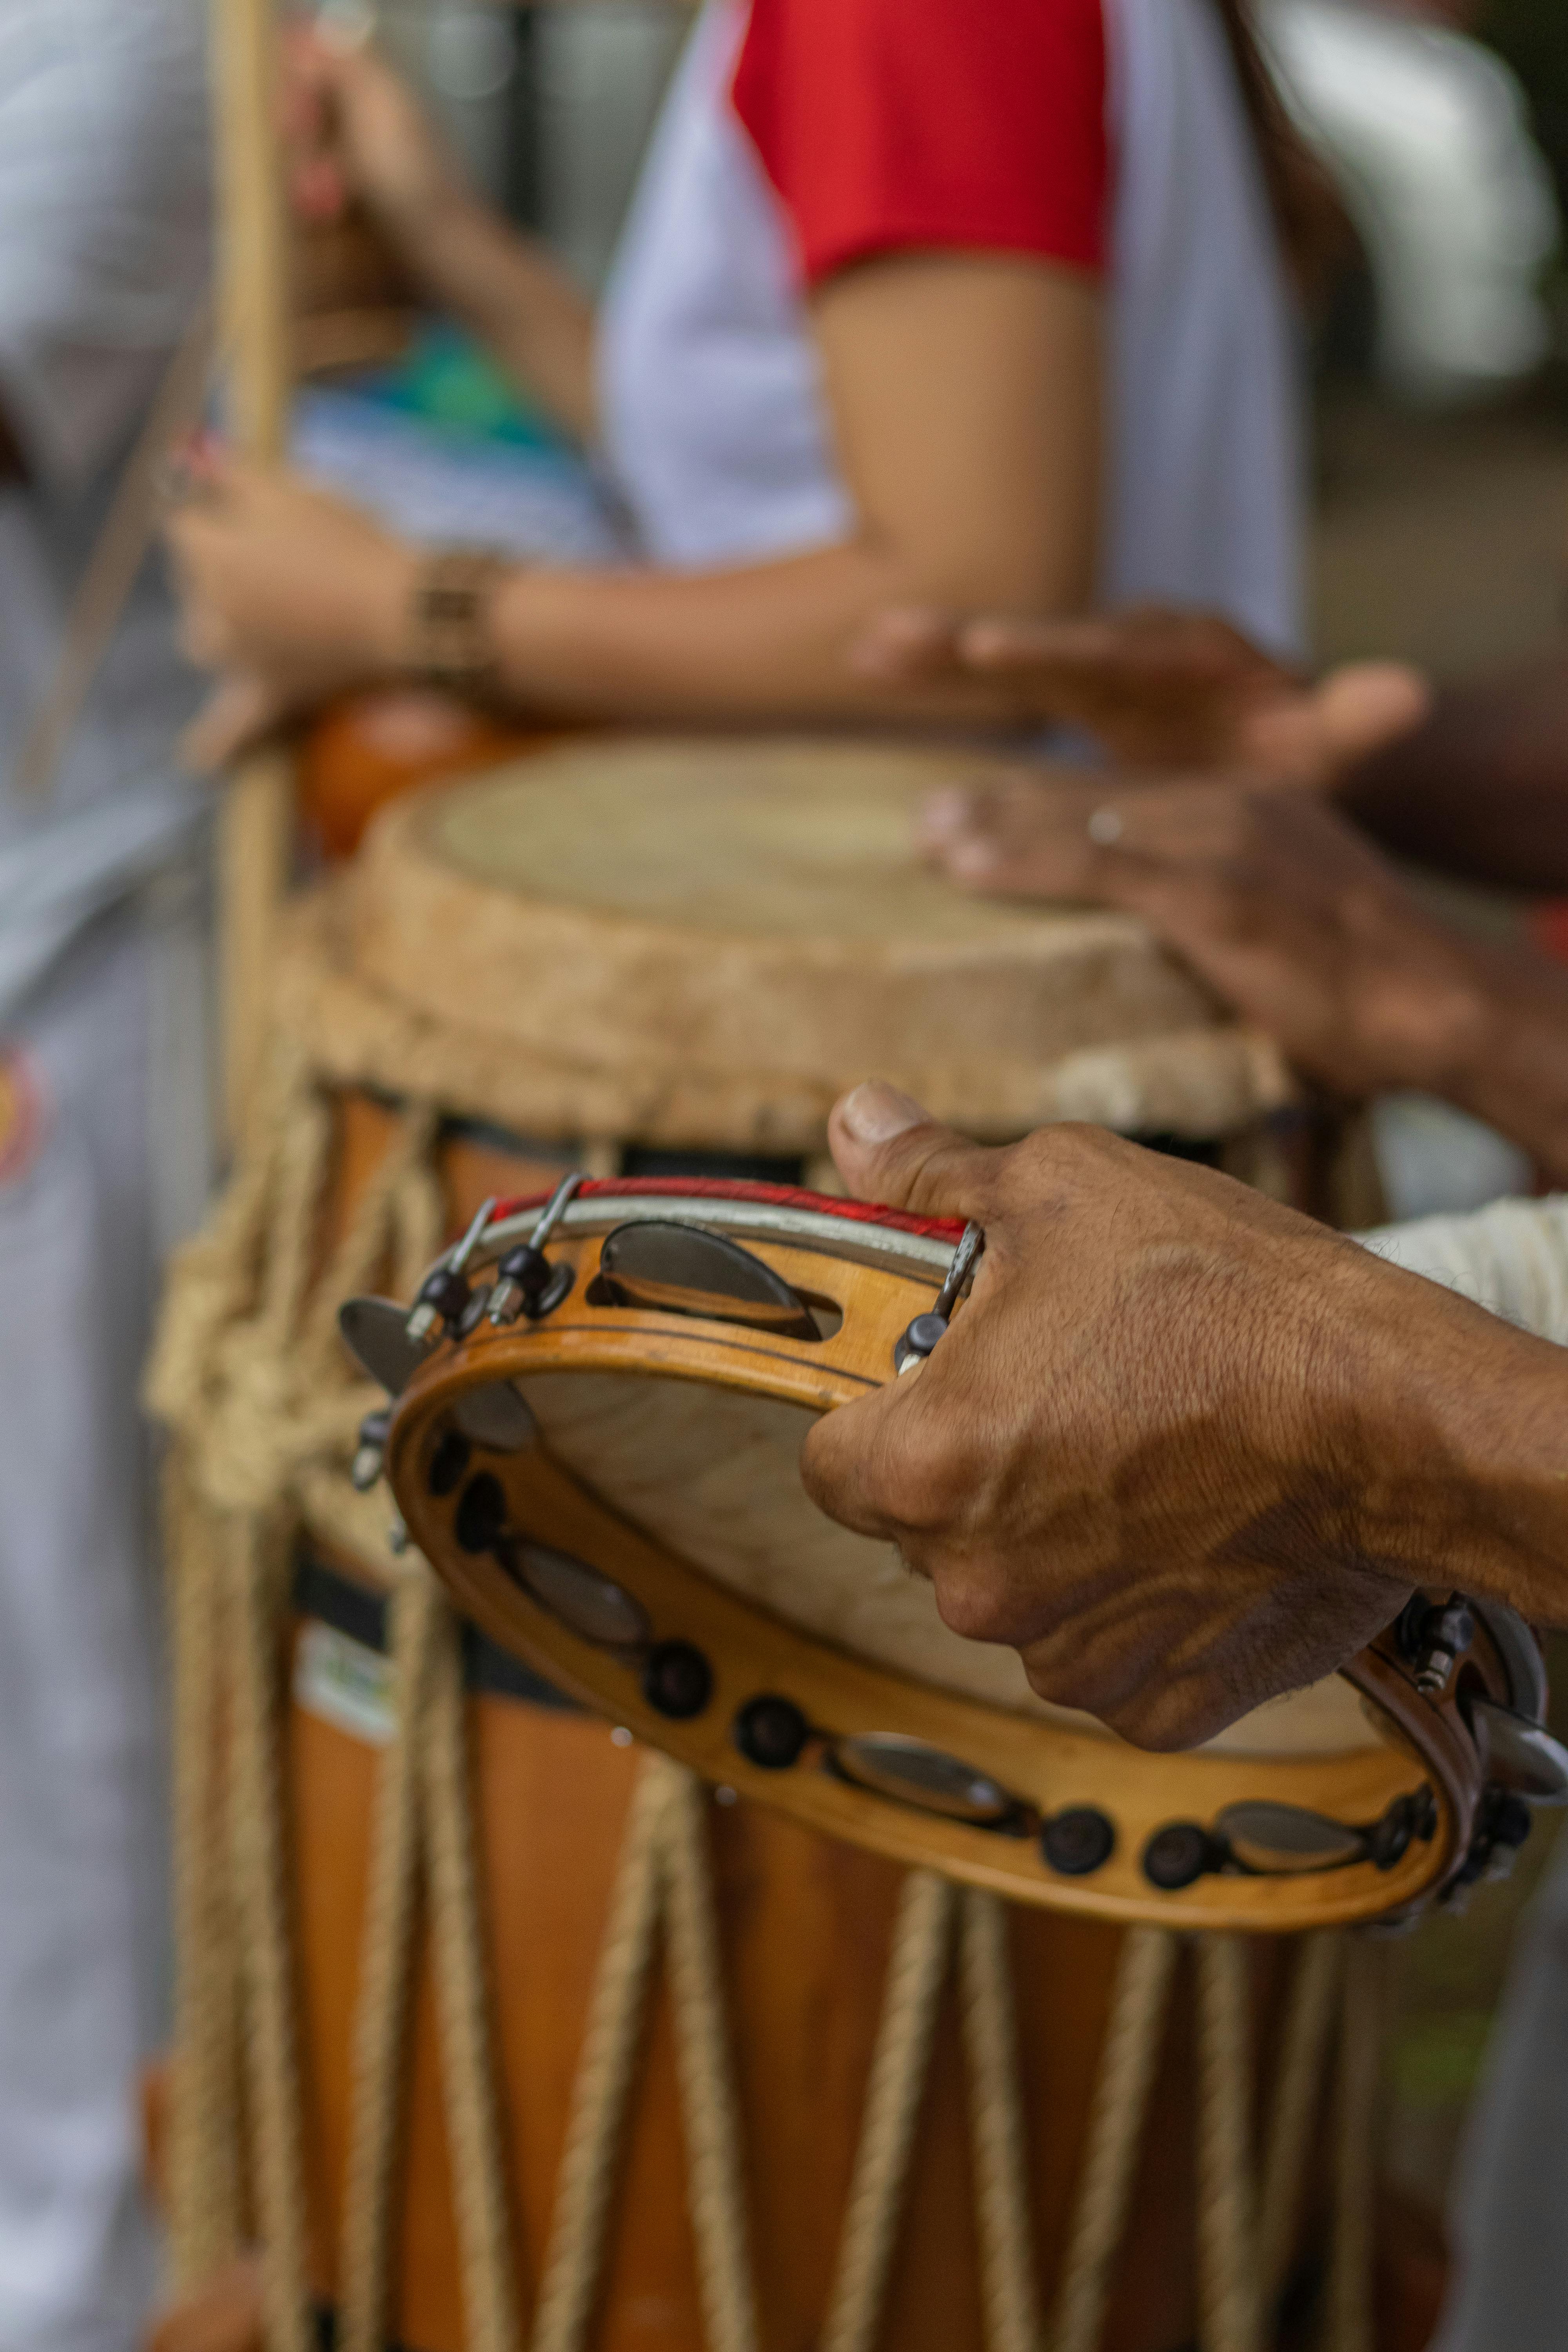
left=408, top=548, right=508, bottom=693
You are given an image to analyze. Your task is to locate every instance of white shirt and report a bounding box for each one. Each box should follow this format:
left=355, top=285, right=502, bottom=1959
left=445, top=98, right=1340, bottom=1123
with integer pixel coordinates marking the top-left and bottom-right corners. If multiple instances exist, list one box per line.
left=597, top=0, right=1305, bottom=656
left=0, top=0, right=210, bottom=1018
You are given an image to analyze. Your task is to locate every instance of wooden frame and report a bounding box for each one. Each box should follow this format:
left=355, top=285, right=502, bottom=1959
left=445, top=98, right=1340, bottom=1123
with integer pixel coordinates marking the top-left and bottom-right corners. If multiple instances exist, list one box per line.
left=385, top=1192, right=1504, bottom=1932
left=211, top=0, right=294, bottom=1143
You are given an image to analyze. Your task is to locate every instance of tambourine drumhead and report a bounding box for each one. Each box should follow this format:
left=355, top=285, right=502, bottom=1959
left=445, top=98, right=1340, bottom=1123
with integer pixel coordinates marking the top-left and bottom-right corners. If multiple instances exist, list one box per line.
left=350, top=737, right=1290, bottom=1140
left=512, top=1366, right=1376, bottom=1760
left=384, top=1181, right=1493, bottom=1929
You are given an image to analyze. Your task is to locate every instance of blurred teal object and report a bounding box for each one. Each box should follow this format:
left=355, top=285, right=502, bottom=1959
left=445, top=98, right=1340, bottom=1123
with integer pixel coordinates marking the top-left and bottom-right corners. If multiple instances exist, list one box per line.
left=352, top=319, right=571, bottom=452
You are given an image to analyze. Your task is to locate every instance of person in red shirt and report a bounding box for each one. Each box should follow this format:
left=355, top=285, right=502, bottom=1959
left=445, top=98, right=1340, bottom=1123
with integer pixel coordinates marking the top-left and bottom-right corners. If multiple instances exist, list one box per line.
left=168, top=0, right=1334, bottom=758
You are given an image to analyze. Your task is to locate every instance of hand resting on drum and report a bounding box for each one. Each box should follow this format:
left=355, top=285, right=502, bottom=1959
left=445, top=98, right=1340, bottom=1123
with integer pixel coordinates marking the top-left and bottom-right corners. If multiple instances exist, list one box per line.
left=853, top=602, right=1428, bottom=778
left=918, top=773, right=1568, bottom=1187
left=799, top=1081, right=1568, bottom=1751
left=167, top=22, right=1114, bottom=766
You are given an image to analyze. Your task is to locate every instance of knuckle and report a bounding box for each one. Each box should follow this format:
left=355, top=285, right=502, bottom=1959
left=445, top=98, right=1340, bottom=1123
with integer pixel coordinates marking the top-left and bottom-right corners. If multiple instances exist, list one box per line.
left=1022, top=1648, right=1105, bottom=1717
left=1004, top=1120, right=1114, bottom=1200
left=888, top=1440, right=971, bottom=1535
left=931, top=1557, right=1020, bottom=1646
left=1102, top=1701, right=1197, bottom=1754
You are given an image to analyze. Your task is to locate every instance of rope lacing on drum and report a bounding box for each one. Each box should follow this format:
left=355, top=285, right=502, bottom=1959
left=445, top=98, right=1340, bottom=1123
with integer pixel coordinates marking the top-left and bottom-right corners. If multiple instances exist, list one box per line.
left=152, top=1042, right=444, bottom=2332
left=151, top=1038, right=1400, bottom=2352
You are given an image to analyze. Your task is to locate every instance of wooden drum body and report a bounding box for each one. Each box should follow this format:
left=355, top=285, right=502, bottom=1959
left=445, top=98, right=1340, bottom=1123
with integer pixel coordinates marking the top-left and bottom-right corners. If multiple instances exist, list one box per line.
left=152, top=733, right=1456, bottom=2352
left=285, top=1541, right=1275, bottom=2352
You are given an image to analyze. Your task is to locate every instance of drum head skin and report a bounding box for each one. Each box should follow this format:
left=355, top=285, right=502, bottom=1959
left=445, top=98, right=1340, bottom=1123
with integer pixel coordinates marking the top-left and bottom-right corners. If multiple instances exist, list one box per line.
left=386, top=1183, right=1505, bottom=1930
left=351, top=737, right=1289, bottom=1140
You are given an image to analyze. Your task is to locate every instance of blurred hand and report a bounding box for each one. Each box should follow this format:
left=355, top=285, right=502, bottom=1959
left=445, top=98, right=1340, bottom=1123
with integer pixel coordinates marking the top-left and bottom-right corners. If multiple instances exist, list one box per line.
left=165, top=450, right=414, bottom=767
left=853, top=603, right=1428, bottom=779
left=919, top=769, right=1495, bottom=1101
left=282, top=22, right=472, bottom=274
left=797, top=1083, right=1444, bottom=1748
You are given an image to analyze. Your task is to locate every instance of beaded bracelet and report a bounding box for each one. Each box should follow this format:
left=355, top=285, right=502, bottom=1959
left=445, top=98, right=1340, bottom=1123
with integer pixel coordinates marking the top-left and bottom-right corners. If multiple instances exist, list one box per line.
left=408, top=547, right=508, bottom=693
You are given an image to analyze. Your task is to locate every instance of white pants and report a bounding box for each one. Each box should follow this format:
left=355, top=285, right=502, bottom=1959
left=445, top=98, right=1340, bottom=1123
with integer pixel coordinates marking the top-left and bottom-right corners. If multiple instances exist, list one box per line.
left=0, top=912, right=169, bottom=2352
left=1433, top=1820, right=1568, bottom=2350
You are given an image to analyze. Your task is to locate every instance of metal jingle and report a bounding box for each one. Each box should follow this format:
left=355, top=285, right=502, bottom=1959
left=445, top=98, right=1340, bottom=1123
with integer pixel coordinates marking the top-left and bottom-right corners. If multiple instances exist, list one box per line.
left=830, top=1732, right=1017, bottom=1828
left=339, top=1296, right=431, bottom=1396
left=1467, top=1696, right=1568, bottom=1802
left=451, top=1381, right=538, bottom=1452
left=596, top=1220, right=819, bottom=1339
left=1214, top=1800, right=1369, bottom=1875
left=1468, top=1597, right=1549, bottom=1724
left=501, top=1541, right=652, bottom=1651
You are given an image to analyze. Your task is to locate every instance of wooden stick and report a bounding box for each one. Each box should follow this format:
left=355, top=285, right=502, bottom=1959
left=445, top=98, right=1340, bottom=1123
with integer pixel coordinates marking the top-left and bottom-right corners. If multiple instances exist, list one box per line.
left=211, top=0, right=294, bottom=1147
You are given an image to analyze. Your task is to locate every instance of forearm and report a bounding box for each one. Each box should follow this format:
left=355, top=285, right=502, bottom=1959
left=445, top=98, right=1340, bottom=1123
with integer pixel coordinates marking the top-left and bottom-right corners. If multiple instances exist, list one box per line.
left=1337, top=655, right=1568, bottom=890
left=399, top=190, right=597, bottom=444
left=477, top=546, right=1056, bottom=725
left=1359, top=1261, right=1568, bottom=1627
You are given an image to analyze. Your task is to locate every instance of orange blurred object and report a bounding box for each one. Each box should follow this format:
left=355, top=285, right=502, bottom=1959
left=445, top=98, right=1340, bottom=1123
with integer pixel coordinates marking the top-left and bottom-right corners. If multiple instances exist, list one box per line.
left=1530, top=898, right=1568, bottom=967
left=297, top=688, right=556, bottom=858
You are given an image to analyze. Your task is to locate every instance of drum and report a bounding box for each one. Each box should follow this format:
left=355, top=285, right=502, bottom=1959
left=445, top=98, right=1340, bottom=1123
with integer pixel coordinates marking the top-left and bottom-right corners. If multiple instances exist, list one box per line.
left=154, top=1120, right=1338, bottom=2352
left=273, top=1537, right=1279, bottom=2352
left=369, top=1180, right=1555, bottom=1931
left=147, top=735, right=1401, bottom=2352
left=328, top=733, right=1295, bottom=1158
left=296, top=690, right=545, bottom=860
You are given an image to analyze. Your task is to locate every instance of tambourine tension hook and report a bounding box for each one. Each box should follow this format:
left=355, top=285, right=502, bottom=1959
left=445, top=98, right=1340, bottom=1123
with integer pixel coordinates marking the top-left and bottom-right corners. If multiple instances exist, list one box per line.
left=488, top=1171, right=585, bottom=1326
left=405, top=1194, right=500, bottom=1344
left=895, top=1219, right=985, bottom=1374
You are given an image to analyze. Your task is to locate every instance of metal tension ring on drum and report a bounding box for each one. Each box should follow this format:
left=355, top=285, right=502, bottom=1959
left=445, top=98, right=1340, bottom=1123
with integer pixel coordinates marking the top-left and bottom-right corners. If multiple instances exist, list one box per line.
left=894, top=1221, right=985, bottom=1374
left=487, top=1172, right=584, bottom=1326
left=406, top=1195, right=499, bottom=1344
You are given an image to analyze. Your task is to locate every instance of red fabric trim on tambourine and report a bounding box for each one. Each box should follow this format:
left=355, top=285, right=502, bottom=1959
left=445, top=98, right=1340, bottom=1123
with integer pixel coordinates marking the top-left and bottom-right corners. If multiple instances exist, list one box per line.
left=491, top=1175, right=967, bottom=1244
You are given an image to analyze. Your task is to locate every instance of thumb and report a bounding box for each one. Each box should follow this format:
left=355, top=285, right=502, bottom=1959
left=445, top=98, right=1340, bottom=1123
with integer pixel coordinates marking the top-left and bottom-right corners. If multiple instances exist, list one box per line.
left=1244, top=661, right=1429, bottom=785
left=828, top=1082, right=1005, bottom=1221
left=1315, top=661, right=1430, bottom=768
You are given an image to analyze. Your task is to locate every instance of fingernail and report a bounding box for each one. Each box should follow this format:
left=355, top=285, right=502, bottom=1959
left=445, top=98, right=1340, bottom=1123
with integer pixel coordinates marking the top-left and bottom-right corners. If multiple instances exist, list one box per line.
left=840, top=1081, right=927, bottom=1143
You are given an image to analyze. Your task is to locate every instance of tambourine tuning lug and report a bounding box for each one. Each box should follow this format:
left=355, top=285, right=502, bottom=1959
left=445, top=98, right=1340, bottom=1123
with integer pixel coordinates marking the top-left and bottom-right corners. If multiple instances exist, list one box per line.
left=894, top=1311, right=948, bottom=1374
left=487, top=1275, right=523, bottom=1327
left=1401, top=1591, right=1475, bottom=1697
left=352, top=1406, right=392, bottom=1492
left=895, top=1220, right=985, bottom=1372
left=407, top=1265, right=474, bottom=1344
left=1415, top=1648, right=1459, bottom=1698
left=488, top=1243, right=575, bottom=1326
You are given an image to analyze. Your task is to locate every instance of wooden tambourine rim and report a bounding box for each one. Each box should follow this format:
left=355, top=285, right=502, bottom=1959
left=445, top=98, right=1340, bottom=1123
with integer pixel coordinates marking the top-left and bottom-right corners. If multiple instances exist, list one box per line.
left=386, top=1191, right=1487, bottom=1930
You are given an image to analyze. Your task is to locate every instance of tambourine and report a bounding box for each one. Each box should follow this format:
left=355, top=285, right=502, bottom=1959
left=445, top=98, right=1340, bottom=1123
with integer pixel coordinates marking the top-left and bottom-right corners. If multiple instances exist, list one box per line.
left=348, top=1179, right=1568, bottom=1930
